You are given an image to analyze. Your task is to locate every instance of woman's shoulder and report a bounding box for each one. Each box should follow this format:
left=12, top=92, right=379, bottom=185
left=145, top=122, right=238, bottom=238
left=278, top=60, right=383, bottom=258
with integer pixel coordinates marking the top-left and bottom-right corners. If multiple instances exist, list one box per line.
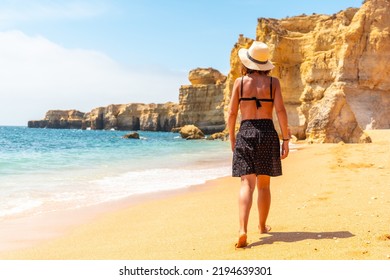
left=270, top=75, right=280, bottom=85
left=233, top=76, right=242, bottom=87
left=233, top=75, right=249, bottom=86
left=234, top=75, right=246, bottom=81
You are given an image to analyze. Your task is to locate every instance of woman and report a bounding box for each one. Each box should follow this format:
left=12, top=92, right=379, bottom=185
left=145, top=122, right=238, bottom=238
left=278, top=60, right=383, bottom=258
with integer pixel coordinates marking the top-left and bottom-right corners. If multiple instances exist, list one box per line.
left=228, top=41, right=290, bottom=248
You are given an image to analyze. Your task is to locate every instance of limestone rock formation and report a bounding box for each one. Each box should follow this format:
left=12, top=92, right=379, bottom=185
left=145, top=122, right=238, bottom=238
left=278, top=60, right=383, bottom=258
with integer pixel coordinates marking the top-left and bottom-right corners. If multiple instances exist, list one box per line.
left=306, top=84, right=372, bottom=143
left=28, top=110, right=85, bottom=129
left=179, top=125, right=205, bottom=140
left=224, top=0, right=388, bottom=143
left=188, top=67, right=227, bottom=85
left=206, top=132, right=227, bottom=141
left=83, top=103, right=179, bottom=131
left=178, top=68, right=226, bottom=134
left=28, top=68, right=226, bottom=134
left=122, top=132, right=140, bottom=139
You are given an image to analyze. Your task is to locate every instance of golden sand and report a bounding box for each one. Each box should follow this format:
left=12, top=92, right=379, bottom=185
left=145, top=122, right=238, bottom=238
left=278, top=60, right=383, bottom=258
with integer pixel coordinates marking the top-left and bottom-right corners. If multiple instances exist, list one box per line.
left=1, top=130, right=389, bottom=260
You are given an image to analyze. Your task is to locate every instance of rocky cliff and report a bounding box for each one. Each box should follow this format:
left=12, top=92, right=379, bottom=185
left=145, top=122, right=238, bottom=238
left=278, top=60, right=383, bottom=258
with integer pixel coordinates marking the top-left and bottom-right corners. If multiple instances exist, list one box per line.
left=82, top=102, right=180, bottom=131
left=28, top=104, right=180, bottom=131
left=28, top=110, right=85, bottom=129
left=28, top=68, right=226, bottom=134
left=224, top=0, right=389, bottom=143
left=178, top=68, right=226, bottom=134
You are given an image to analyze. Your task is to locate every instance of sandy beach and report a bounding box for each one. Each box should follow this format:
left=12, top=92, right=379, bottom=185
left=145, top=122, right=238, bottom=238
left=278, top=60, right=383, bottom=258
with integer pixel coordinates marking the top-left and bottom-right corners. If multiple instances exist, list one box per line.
left=1, top=130, right=390, bottom=260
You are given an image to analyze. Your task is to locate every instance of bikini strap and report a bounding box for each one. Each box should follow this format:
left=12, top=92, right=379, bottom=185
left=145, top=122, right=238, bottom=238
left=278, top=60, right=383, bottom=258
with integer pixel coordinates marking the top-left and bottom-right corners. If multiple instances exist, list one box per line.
left=240, top=76, right=244, bottom=99
left=270, top=77, right=273, bottom=99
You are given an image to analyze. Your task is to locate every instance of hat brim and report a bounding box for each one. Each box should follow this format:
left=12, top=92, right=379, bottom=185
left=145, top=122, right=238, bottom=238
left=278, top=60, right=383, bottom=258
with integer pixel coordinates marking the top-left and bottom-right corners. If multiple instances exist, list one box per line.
left=238, top=48, right=274, bottom=71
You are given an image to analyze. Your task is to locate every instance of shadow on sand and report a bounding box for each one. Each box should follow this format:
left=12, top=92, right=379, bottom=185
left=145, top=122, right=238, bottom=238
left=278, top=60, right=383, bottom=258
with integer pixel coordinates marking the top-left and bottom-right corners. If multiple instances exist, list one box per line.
left=248, top=231, right=355, bottom=248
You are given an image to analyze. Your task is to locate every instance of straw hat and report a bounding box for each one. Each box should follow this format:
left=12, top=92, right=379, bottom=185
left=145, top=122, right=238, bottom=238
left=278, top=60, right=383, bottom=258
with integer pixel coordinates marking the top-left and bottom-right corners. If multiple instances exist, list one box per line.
left=238, top=41, right=274, bottom=71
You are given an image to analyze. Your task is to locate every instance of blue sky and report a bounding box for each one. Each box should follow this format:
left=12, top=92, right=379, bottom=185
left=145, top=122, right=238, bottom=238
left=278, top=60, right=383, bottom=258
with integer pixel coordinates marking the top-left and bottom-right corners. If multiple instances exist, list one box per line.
left=0, top=0, right=363, bottom=125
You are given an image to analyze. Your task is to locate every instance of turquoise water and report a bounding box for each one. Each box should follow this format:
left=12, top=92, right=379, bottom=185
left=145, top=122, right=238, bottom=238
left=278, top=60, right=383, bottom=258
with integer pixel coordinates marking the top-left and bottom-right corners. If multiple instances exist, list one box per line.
left=0, top=126, right=231, bottom=220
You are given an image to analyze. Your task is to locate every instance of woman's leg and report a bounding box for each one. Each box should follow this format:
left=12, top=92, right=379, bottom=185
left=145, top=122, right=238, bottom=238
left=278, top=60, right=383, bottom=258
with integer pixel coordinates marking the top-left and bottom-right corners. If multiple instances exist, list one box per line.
left=238, top=174, right=256, bottom=235
left=257, top=175, right=271, bottom=233
left=236, top=174, right=256, bottom=248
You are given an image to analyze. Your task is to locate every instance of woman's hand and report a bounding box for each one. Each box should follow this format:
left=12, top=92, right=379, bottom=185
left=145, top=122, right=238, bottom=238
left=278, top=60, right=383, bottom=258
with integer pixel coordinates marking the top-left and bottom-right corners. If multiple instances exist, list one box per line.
left=281, top=141, right=289, bottom=159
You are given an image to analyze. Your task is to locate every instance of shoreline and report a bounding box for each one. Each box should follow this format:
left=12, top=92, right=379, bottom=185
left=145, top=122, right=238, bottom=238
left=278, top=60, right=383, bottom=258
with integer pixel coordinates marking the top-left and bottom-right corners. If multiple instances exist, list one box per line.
left=0, top=175, right=226, bottom=253
left=0, top=126, right=233, bottom=229
left=1, top=130, right=390, bottom=259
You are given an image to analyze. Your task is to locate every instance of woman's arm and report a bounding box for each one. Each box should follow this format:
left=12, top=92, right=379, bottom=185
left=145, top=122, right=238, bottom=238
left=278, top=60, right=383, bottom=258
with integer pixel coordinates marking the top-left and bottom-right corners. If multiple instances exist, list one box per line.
left=228, top=78, right=240, bottom=152
left=273, top=78, right=290, bottom=159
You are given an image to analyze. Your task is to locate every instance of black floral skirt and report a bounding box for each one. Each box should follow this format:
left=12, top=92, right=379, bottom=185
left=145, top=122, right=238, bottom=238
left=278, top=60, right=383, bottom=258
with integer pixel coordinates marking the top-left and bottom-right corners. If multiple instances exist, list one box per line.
left=232, top=119, right=282, bottom=177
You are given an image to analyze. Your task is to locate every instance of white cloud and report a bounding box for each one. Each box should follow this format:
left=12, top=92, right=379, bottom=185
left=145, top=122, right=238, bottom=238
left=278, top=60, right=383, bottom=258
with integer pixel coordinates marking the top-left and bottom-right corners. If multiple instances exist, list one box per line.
left=0, top=30, right=188, bottom=126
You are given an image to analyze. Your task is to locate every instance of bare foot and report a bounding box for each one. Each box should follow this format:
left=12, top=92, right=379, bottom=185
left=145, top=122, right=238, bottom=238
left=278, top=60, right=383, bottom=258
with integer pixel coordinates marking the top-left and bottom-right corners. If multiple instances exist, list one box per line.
left=259, top=225, right=272, bottom=234
left=235, top=233, right=248, bottom=248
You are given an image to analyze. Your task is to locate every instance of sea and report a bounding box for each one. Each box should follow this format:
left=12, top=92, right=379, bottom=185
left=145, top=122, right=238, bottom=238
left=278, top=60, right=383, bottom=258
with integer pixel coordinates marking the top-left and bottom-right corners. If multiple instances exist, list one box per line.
left=0, top=126, right=232, bottom=221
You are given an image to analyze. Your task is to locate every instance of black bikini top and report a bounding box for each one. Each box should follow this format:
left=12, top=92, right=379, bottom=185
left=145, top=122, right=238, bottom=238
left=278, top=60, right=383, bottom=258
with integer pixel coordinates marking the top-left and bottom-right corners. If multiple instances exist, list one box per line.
left=239, top=76, right=274, bottom=109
